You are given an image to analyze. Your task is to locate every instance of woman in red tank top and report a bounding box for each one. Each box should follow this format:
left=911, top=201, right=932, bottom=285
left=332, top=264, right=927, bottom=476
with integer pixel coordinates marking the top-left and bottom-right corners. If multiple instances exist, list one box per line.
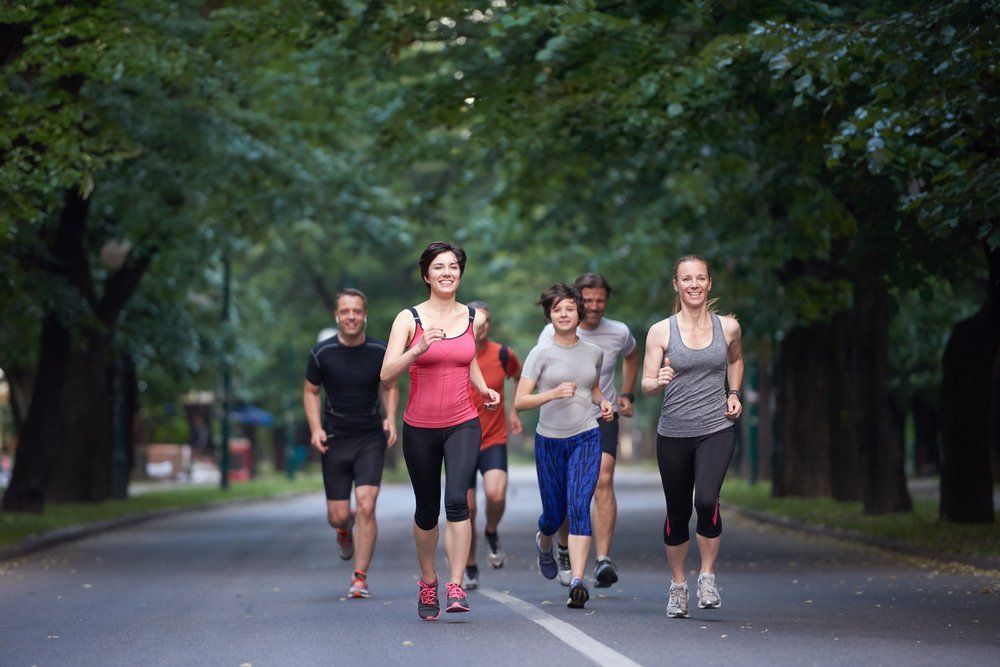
left=380, top=241, right=500, bottom=620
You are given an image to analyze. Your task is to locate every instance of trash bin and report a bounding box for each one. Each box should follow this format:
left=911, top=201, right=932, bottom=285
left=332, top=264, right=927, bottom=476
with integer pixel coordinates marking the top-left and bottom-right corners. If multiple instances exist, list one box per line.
left=228, top=438, right=253, bottom=482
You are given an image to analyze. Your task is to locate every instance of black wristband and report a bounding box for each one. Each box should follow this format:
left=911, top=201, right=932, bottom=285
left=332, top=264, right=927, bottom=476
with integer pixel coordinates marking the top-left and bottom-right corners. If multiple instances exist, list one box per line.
left=621, top=392, right=635, bottom=403
left=728, top=389, right=742, bottom=399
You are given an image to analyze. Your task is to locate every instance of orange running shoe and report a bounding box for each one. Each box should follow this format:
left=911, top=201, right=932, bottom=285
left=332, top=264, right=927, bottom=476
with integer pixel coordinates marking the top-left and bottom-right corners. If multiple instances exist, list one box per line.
left=348, top=570, right=369, bottom=599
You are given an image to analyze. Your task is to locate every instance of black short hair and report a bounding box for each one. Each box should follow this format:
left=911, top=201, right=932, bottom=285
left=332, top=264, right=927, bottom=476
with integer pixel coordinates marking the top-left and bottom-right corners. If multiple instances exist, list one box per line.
left=334, top=287, right=367, bottom=310
left=574, top=272, right=612, bottom=298
left=538, top=283, right=586, bottom=322
left=419, top=241, right=467, bottom=290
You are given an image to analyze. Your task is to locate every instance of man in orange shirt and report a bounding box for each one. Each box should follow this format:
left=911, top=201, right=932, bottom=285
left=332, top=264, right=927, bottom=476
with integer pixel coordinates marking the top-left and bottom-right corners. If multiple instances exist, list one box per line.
left=464, top=300, right=522, bottom=589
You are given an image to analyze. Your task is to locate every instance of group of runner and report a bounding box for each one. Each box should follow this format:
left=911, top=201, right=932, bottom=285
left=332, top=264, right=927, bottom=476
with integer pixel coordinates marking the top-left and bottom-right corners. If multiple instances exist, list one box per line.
left=303, top=241, right=743, bottom=620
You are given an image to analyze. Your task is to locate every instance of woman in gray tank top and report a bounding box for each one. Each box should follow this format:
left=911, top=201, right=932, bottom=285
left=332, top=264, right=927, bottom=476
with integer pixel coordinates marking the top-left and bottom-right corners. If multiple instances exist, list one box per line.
left=640, top=255, right=744, bottom=619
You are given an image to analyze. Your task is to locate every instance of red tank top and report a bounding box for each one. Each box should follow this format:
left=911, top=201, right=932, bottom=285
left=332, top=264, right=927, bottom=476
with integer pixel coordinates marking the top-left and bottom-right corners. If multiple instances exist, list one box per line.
left=403, top=305, right=480, bottom=428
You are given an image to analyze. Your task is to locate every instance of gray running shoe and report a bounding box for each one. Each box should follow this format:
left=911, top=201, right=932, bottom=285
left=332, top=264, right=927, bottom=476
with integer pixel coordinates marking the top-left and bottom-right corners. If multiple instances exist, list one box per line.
left=697, top=572, right=721, bottom=609
left=594, top=556, right=619, bottom=588
left=464, top=564, right=480, bottom=591
left=666, top=582, right=690, bottom=618
left=556, top=545, right=572, bottom=587
left=485, top=530, right=507, bottom=568
left=536, top=531, right=558, bottom=580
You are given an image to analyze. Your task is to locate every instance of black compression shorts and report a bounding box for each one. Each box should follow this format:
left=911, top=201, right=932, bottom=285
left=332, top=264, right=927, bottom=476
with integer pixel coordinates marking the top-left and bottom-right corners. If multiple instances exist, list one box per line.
left=321, top=430, right=387, bottom=501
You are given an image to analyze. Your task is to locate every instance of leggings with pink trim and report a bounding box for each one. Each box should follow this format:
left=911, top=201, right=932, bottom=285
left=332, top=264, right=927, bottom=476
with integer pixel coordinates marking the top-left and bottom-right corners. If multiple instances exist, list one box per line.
left=656, top=427, right=735, bottom=546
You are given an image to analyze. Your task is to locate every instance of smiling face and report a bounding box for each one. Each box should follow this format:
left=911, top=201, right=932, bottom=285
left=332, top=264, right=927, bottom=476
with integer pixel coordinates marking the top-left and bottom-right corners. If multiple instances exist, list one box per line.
left=423, top=251, right=462, bottom=296
left=334, top=294, right=366, bottom=337
left=549, top=297, right=581, bottom=334
left=580, top=287, right=608, bottom=328
left=673, top=259, right=711, bottom=309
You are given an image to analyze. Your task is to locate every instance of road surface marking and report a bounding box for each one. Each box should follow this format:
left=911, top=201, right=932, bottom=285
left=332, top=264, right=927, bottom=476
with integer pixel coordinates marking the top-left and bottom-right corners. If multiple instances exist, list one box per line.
left=479, top=587, right=643, bottom=667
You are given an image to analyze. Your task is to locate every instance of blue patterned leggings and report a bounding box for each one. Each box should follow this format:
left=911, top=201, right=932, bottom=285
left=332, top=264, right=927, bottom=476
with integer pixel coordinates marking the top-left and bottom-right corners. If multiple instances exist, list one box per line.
left=535, top=428, right=602, bottom=536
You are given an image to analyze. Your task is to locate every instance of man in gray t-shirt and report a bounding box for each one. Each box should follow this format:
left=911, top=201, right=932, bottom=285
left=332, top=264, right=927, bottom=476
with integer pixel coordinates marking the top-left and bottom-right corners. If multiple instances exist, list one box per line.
left=537, top=273, right=638, bottom=588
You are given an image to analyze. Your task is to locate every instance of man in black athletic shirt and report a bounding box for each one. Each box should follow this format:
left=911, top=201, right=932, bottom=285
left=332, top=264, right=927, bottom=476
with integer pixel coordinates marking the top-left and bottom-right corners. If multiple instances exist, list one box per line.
left=304, top=288, right=399, bottom=599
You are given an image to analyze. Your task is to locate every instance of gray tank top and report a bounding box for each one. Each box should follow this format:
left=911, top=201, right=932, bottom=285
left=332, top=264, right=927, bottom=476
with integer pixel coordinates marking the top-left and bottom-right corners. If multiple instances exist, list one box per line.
left=656, top=314, right=731, bottom=438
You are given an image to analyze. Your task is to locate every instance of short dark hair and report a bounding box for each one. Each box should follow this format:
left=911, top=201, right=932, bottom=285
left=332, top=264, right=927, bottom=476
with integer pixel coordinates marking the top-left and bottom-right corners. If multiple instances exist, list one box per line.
left=574, top=272, right=612, bottom=298
left=538, top=283, right=586, bottom=322
left=335, top=287, right=367, bottom=310
left=419, top=241, right=467, bottom=290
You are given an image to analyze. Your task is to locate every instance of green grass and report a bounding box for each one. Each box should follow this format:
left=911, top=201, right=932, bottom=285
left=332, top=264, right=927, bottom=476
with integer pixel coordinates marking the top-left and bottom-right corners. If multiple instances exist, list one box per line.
left=0, top=470, right=324, bottom=547
left=722, top=478, right=1000, bottom=558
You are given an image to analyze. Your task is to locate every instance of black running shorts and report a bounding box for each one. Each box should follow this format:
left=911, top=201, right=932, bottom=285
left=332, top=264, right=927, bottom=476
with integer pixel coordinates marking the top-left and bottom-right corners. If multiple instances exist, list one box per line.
left=468, top=444, right=508, bottom=489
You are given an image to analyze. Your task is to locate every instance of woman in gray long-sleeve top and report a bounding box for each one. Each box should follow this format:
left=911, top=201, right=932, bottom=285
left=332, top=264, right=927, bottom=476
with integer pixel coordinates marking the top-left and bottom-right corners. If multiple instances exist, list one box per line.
left=641, top=255, right=744, bottom=619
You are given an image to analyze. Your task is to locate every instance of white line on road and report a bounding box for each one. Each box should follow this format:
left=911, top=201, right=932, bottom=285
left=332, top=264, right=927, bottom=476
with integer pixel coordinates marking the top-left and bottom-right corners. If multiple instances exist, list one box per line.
left=479, top=588, right=643, bottom=667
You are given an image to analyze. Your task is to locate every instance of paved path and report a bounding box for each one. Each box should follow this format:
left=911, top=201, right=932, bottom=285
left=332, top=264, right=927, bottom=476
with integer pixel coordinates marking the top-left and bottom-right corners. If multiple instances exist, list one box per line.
left=2, top=467, right=997, bottom=666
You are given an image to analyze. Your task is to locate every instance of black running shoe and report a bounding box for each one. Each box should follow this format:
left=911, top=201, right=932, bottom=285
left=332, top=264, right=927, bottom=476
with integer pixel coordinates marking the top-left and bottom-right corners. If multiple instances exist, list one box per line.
left=417, top=578, right=440, bottom=621
left=567, top=577, right=590, bottom=609
left=594, top=557, right=619, bottom=588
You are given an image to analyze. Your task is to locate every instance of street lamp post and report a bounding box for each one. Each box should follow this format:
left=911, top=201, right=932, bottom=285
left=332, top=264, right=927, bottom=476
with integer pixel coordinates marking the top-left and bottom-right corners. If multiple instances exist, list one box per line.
left=220, top=245, right=232, bottom=490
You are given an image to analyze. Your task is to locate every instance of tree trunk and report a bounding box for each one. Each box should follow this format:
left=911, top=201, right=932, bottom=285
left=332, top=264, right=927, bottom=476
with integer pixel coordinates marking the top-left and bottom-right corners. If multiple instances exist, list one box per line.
left=775, top=268, right=911, bottom=512
left=4, top=365, right=34, bottom=440
left=1, top=315, right=72, bottom=512
left=848, top=267, right=911, bottom=514
left=2, top=188, right=152, bottom=512
left=776, top=323, right=835, bottom=497
left=939, top=243, right=999, bottom=523
left=755, top=338, right=774, bottom=482
left=910, top=393, right=940, bottom=476
left=45, top=336, right=115, bottom=502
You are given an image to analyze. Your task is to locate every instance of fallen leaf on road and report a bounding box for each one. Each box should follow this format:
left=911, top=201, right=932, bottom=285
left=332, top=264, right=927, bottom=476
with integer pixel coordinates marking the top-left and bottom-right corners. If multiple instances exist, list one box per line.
left=804, top=600, right=813, bottom=604
left=541, top=600, right=552, bottom=605
left=403, top=641, right=414, bottom=647
left=720, top=634, right=728, bottom=638
left=47, top=635, right=59, bottom=639
left=82, top=584, right=92, bottom=589
left=982, top=587, right=993, bottom=594
left=240, top=663, right=252, bottom=667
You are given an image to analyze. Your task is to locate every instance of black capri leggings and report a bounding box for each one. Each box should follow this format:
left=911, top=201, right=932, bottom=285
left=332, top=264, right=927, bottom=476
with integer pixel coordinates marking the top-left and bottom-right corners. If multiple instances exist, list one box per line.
left=403, top=418, right=481, bottom=530
left=656, top=427, right=735, bottom=546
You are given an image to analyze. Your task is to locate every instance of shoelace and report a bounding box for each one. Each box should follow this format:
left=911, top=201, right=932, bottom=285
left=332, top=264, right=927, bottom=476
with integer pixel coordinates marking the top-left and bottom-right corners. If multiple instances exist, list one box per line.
left=446, top=582, right=466, bottom=599
left=668, top=587, right=687, bottom=609
left=699, top=576, right=718, bottom=599
left=558, top=549, right=571, bottom=570
left=419, top=581, right=438, bottom=605
left=352, top=571, right=366, bottom=587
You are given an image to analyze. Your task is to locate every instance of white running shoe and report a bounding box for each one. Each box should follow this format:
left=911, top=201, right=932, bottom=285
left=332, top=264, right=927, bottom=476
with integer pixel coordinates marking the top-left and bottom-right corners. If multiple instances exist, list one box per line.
left=666, top=582, right=690, bottom=618
left=556, top=546, right=572, bottom=587
left=485, top=530, right=507, bottom=568
left=697, top=572, right=721, bottom=609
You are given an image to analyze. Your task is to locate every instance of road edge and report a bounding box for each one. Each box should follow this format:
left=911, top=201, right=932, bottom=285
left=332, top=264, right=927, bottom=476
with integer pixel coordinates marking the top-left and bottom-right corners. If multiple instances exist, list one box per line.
left=727, top=504, right=1000, bottom=573
left=0, top=491, right=313, bottom=562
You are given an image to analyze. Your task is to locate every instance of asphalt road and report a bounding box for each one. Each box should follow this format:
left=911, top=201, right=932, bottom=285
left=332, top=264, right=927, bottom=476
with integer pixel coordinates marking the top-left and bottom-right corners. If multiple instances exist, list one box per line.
left=2, top=467, right=997, bottom=666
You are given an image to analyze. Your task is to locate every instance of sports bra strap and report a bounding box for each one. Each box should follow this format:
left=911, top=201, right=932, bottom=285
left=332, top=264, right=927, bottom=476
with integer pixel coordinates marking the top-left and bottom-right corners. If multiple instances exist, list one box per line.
left=467, top=305, right=475, bottom=322
left=407, top=306, right=422, bottom=326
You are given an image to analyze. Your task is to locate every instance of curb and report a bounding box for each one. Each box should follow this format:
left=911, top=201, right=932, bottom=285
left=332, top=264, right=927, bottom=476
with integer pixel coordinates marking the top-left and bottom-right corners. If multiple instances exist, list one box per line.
left=727, top=504, right=1000, bottom=572
left=0, top=491, right=312, bottom=562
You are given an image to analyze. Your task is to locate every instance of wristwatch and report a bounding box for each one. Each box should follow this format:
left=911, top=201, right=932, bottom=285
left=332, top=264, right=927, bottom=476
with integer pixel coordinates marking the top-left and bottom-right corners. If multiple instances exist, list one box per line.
left=620, top=392, right=635, bottom=402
